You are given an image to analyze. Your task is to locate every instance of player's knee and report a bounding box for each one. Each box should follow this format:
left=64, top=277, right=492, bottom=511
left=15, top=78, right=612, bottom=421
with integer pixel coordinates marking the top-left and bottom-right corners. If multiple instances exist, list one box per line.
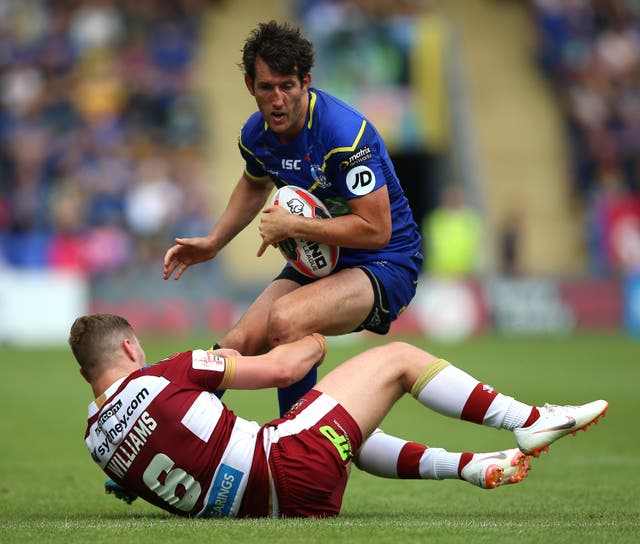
left=375, top=341, right=412, bottom=357
left=379, top=342, right=439, bottom=364
left=267, top=303, right=305, bottom=346
left=220, top=328, right=265, bottom=355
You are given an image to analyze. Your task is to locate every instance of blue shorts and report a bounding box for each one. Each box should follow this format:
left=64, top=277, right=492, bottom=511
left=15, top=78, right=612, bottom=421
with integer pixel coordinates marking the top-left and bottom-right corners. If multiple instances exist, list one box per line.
left=275, top=249, right=423, bottom=335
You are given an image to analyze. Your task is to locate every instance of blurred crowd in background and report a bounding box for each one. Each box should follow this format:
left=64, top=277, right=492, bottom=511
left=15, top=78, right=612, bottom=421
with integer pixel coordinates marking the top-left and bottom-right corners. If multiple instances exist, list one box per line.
left=0, top=0, right=212, bottom=278
left=532, top=0, right=640, bottom=277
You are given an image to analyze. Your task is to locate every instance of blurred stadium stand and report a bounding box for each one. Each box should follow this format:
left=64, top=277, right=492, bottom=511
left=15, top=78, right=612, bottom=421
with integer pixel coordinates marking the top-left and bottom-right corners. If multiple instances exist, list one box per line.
left=530, top=0, right=640, bottom=278
left=0, top=0, right=215, bottom=277
left=444, top=0, right=584, bottom=277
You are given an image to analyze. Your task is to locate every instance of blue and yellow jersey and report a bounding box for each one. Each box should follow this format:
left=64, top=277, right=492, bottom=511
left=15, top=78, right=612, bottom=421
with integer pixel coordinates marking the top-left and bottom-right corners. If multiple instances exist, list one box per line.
left=238, top=88, right=421, bottom=267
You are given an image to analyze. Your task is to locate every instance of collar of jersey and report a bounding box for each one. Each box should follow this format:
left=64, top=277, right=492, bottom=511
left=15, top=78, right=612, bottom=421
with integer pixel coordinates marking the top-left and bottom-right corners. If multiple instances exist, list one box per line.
left=94, top=377, right=127, bottom=409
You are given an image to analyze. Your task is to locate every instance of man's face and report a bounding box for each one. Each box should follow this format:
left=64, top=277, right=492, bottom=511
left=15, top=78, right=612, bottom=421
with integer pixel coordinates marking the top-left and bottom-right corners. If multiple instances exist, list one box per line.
left=245, top=57, right=311, bottom=144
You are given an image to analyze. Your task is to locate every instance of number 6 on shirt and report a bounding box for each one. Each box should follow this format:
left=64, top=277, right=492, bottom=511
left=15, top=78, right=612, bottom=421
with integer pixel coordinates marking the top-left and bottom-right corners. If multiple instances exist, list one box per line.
left=143, top=453, right=202, bottom=511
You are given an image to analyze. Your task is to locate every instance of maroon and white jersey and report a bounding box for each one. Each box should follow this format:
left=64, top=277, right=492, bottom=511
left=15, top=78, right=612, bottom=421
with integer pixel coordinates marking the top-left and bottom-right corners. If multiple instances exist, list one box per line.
left=85, top=350, right=269, bottom=518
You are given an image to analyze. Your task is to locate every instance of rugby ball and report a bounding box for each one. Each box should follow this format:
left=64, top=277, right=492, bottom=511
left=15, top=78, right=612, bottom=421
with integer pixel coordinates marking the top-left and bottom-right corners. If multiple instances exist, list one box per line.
left=270, top=186, right=339, bottom=278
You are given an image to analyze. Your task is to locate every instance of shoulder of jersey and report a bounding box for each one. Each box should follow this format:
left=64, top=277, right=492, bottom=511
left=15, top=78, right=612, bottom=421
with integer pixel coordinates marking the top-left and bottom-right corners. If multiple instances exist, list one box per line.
left=240, top=111, right=267, bottom=140
left=311, top=90, right=369, bottom=140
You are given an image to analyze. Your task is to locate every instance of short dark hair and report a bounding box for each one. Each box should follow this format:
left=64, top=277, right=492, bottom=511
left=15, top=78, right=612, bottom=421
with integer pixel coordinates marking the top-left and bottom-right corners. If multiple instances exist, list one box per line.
left=241, top=20, right=314, bottom=83
left=69, top=313, right=134, bottom=380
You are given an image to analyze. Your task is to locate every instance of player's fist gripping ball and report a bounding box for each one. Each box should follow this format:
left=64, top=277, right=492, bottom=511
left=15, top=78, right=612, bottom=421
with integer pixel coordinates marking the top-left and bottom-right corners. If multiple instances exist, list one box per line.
left=270, top=186, right=339, bottom=278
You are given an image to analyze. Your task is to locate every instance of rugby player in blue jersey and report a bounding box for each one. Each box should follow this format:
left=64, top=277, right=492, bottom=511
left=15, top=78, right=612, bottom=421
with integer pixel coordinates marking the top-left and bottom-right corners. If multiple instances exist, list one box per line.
left=163, top=20, right=422, bottom=416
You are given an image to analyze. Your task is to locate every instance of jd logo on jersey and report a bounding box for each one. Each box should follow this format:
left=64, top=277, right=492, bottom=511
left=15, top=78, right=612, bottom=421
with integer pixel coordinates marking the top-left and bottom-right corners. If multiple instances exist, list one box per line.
left=346, top=165, right=375, bottom=196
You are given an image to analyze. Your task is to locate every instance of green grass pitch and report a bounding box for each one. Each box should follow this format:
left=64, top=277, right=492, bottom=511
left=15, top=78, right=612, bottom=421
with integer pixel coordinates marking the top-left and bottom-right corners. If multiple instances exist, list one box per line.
left=1, top=331, right=639, bottom=543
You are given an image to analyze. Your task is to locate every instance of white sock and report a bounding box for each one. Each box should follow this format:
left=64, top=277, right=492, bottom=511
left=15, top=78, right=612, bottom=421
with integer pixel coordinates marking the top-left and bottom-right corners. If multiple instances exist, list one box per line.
left=355, top=429, right=463, bottom=480
left=412, top=360, right=533, bottom=429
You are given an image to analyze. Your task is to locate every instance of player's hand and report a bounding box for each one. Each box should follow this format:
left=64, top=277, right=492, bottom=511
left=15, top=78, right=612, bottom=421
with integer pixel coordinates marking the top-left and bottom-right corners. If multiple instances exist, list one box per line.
left=257, top=206, right=292, bottom=257
left=105, top=478, right=138, bottom=505
left=163, top=236, right=218, bottom=280
left=211, top=347, right=242, bottom=358
left=256, top=237, right=274, bottom=258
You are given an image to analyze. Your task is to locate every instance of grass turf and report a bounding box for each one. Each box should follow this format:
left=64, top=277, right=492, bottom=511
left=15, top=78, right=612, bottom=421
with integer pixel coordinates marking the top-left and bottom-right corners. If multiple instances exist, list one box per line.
left=1, top=332, right=638, bottom=543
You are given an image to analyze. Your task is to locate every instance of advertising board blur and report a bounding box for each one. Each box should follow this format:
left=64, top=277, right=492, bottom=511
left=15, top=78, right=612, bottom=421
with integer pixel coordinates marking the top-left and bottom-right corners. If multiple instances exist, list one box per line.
left=0, top=269, right=89, bottom=346
left=407, top=276, right=623, bottom=341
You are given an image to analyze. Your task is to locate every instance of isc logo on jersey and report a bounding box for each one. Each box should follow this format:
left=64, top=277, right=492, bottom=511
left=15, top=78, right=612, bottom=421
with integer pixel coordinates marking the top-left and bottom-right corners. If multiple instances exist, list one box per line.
left=192, top=350, right=225, bottom=371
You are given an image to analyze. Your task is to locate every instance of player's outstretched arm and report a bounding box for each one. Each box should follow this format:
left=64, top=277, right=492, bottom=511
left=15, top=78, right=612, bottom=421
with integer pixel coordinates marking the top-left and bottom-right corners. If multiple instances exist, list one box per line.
left=163, top=173, right=273, bottom=280
left=163, top=236, right=219, bottom=280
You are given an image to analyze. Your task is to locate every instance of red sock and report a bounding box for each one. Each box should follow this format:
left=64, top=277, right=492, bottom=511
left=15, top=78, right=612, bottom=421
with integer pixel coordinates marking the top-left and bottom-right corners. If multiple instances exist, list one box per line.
left=460, top=383, right=499, bottom=424
left=457, top=452, right=474, bottom=476
left=523, top=406, right=540, bottom=427
left=397, top=442, right=428, bottom=479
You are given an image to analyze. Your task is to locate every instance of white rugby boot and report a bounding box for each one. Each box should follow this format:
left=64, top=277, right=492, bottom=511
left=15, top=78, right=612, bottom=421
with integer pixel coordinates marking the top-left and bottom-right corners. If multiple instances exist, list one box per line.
left=461, top=448, right=531, bottom=489
left=514, top=400, right=609, bottom=456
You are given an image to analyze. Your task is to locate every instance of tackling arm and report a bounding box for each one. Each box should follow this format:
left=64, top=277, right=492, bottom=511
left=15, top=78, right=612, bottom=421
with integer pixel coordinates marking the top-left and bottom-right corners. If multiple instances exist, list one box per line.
left=229, top=333, right=327, bottom=389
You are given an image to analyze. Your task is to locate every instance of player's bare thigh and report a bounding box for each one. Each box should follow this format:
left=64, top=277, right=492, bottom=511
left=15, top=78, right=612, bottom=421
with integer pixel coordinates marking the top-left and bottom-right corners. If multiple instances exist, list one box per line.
left=315, top=342, right=440, bottom=438
left=269, top=268, right=374, bottom=340
left=220, top=278, right=300, bottom=354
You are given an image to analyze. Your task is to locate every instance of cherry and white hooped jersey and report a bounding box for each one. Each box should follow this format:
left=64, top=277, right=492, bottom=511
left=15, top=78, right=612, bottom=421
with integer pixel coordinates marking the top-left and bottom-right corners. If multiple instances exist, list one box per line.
left=85, top=350, right=267, bottom=518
